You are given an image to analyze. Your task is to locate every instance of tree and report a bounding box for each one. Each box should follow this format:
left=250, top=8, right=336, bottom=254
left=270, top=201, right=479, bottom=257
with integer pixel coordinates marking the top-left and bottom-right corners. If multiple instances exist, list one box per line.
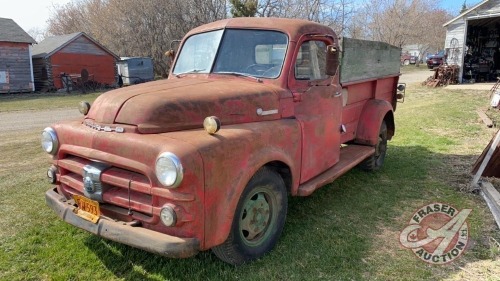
left=45, top=0, right=450, bottom=75
left=230, top=0, right=258, bottom=17
left=27, top=27, right=47, bottom=43
left=47, top=0, right=227, bottom=77
left=255, top=0, right=355, bottom=35
left=460, top=1, right=468, bottom=14
left=352, top=0, right=451, bottom=65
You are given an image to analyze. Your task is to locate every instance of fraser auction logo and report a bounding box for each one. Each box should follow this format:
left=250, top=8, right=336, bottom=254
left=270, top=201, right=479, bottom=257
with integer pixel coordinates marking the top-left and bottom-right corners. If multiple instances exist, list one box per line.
left=399, top=203, right=471, bottom=264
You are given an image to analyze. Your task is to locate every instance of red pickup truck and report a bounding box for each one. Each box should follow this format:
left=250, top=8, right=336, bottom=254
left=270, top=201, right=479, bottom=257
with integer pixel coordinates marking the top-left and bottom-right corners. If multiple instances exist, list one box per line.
left=43, top=17, right=404, bottom=265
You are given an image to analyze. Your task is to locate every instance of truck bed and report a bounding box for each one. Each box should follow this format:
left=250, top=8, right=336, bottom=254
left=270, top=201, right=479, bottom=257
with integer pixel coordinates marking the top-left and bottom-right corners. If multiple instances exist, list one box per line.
left=340, top=38, right=401, bottom=84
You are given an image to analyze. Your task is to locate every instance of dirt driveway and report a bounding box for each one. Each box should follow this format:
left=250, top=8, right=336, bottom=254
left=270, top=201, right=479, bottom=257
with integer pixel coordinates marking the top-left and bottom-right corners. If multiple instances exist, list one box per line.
left=399, top=69, right=433, bottom=84
left=0, top=108, right=80, bottom=133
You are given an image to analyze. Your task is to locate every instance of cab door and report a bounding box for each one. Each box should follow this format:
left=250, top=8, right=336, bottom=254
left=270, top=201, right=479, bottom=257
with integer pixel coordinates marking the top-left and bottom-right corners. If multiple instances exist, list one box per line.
left=289, top=37, right=343, bottom=183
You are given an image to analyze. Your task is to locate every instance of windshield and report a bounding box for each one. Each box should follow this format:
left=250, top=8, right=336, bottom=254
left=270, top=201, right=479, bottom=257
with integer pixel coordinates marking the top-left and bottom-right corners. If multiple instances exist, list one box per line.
left=173, top=30, right=223, bottom=75
left=173, top=29, right=288, bottom=79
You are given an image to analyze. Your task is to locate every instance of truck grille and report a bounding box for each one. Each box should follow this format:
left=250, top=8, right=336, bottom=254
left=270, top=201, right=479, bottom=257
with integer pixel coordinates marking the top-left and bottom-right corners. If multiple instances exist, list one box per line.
left=58, top=155, right=153, bottom=215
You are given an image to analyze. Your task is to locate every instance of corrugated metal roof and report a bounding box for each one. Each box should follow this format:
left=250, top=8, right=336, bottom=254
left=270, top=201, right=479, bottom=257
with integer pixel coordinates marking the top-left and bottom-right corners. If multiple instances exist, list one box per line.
left=0, top=17, right=36, bottom=44
left=32, top=32, right=119, bottom=59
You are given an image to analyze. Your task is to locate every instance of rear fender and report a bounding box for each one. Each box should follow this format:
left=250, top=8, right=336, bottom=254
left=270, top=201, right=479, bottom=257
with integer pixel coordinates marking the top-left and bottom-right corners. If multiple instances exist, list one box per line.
left=354, top=99, right=394, bottom=145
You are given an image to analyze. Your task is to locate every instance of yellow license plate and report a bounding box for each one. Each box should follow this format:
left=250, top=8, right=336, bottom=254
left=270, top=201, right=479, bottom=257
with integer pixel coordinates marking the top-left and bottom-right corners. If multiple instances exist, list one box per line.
left=73, top=194, right=100, bottom=223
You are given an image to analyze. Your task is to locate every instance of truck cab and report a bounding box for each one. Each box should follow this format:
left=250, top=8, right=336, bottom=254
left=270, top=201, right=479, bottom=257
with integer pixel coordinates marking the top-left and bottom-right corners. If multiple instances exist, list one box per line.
left=43, top=18, right=403, bottom=265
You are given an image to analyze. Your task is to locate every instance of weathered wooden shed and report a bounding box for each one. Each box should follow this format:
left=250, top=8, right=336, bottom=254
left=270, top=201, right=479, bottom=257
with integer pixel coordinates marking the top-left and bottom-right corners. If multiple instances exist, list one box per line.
left=0, top=18, right=36, bottom=93
left=444, top=0, right=500, bottom=83
left=32, top=32, right=119, bottom=91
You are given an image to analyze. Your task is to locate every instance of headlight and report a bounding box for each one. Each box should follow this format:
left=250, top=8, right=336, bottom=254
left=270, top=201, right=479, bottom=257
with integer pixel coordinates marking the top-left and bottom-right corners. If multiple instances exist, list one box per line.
left=47, top=166, right=58, bottom=184
left=160, top=205, right=177, bottom=226
left=155, top=152, right=183, bottom=188
left=41, top=127, right=59, bottom=155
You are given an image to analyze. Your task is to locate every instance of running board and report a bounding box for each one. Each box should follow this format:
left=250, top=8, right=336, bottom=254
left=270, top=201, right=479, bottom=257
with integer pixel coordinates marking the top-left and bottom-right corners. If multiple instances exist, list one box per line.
left=297, top=145, right=375, bottom=196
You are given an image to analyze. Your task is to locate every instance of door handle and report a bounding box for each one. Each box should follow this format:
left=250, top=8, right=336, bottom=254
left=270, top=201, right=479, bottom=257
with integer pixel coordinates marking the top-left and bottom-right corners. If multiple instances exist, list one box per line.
left=334, top=92, right=342, bottom=98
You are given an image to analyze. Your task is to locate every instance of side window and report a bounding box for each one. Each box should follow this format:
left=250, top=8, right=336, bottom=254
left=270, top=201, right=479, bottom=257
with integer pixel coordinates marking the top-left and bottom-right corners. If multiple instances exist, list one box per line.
left=295, top=40, right=328, bottom=80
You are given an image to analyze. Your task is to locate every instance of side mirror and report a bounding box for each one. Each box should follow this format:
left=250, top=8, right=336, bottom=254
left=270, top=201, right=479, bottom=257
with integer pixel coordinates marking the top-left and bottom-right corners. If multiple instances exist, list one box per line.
left=166, top=40, right=182, bottom=61
left=165, top=50, right=176, bottom=60
left=326, top=45, right=340, bottom=76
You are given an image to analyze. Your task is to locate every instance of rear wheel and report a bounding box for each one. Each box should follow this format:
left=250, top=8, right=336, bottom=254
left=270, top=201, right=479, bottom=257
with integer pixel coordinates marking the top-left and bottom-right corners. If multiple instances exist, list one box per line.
left=359, top=121, right=388, bottom=171
left=212, top=167, right=287, bottom=265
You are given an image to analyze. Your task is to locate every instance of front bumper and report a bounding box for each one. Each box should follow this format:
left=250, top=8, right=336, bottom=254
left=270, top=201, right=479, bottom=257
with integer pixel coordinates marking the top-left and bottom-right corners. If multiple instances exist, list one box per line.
left=45, top=188, right=200, bottom=258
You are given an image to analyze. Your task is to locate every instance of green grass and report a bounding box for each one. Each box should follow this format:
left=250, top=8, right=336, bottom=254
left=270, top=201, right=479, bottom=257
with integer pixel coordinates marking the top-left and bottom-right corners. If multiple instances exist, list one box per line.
left=0, top=83, right=499, bottom=280
left=0, top=91, right=102, bottom=112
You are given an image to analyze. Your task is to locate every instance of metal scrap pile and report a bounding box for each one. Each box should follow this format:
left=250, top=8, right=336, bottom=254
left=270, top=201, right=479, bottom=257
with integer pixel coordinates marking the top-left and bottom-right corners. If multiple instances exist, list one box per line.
left=423, top=65, right=460, bottom=87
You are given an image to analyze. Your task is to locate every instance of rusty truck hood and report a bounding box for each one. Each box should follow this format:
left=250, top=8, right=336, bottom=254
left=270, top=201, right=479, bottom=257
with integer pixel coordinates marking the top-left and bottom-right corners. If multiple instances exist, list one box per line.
left=86, top=78, right=282, bottom=133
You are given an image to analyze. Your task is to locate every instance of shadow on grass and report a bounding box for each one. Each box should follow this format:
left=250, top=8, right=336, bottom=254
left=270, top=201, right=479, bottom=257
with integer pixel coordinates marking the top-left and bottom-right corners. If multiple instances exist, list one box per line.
left=79, top=144, right=488, bottom=280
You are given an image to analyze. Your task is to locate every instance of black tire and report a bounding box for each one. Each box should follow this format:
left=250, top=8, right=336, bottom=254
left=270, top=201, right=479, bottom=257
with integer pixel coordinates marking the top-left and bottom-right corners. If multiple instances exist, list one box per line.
left=359, top=121, right=388, bottom=171
left=212, top=167, right=287, bottom=265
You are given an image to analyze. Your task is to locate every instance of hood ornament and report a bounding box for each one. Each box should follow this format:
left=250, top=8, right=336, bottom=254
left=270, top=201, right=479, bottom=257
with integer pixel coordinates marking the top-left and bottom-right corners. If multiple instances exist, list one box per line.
left=84, top=120, right=125, bottom=133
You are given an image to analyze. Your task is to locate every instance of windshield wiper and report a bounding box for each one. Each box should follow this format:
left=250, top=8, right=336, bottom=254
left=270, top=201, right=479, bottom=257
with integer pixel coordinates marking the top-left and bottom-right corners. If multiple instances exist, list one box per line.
left=215, top=71, right=262, bottom=82
left=175, top=69, right=206, bottom=77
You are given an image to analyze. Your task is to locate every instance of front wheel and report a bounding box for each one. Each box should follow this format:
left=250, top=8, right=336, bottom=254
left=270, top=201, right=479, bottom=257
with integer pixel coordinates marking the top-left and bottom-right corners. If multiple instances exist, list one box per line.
left=212, top=167, right=287, bottom=265
left=359, top=121, right=388, bottom=171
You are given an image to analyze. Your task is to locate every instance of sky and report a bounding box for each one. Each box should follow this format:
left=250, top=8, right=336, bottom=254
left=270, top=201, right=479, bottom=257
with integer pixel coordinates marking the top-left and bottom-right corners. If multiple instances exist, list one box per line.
left=0, top=0, right=487, bottom=38
left=440, top=0, right=482, bottom=14
left=0, top=0, right=70, bottom=32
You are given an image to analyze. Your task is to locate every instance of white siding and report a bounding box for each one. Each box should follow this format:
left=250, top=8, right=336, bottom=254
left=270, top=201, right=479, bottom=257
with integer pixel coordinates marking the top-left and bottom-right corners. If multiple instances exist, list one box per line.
left=445, top=18, right=466, bottom=81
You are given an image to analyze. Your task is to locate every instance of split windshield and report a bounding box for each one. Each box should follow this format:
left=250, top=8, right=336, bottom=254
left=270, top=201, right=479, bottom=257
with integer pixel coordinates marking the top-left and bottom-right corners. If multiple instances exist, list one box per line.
left=173, top=29, right=288, bottom=79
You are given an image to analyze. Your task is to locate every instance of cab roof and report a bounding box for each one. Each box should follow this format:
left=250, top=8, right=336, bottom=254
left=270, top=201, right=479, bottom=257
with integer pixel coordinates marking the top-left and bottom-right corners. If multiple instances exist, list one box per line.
left=185, top=17, right=336, bottom=42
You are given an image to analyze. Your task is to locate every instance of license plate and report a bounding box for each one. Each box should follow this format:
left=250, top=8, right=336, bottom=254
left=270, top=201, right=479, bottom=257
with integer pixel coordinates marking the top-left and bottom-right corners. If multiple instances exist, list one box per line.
left=73, top=194, right=100, bottom=223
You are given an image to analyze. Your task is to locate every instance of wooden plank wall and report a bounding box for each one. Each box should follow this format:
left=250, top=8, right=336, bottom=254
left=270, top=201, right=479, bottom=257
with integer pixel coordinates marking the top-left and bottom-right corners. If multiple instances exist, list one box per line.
left=0, top=42, right=33, bottom=93
left=46, top=35, right=117, bottom=89
left=340, top=38, right=401, bottom=84
left=32, top=58, right=53, bottom=91
left=50, top=53, right=116, bottom=89
left=59, top=36, right=108, bottom=56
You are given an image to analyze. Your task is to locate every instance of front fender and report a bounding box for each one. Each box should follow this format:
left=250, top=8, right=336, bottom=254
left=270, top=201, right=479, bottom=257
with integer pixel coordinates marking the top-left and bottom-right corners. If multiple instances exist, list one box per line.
left=165, top=119, right=301, bottom=250
left=355, top=99, right=394, bottom=146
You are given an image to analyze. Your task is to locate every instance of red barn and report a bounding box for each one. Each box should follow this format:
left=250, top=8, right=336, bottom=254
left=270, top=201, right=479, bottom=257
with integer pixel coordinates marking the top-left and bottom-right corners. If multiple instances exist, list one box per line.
left=32, top=32, right=118, bottom=91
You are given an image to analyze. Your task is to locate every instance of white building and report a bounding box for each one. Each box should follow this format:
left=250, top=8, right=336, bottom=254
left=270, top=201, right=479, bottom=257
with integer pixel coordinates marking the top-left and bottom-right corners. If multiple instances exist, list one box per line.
left=402, top=44, right=421, bottom=57
left=444, top=0, right=500, bottom=82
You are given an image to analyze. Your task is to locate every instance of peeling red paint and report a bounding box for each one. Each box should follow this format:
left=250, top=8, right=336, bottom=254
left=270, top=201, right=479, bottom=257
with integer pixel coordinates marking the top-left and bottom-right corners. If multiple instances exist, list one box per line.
left=43, top=17, right=401, bottom=261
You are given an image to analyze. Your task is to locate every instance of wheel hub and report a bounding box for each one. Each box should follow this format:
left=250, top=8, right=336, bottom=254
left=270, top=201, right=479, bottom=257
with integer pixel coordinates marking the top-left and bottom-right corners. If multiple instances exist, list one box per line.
left=240, top=192, right=270, bottom=241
